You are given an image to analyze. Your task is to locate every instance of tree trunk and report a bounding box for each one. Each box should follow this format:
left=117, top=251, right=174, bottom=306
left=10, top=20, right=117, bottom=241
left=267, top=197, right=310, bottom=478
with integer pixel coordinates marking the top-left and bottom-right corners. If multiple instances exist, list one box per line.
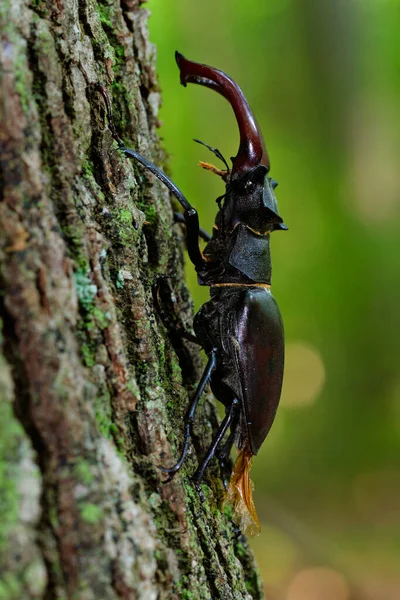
left=0, top=1, right=263, bottom=598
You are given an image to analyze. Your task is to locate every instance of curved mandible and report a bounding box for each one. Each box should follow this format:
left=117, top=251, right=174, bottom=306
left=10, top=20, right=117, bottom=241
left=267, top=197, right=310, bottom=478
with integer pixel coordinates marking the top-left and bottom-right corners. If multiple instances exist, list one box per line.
left=175, top=52, right=270, bottom=176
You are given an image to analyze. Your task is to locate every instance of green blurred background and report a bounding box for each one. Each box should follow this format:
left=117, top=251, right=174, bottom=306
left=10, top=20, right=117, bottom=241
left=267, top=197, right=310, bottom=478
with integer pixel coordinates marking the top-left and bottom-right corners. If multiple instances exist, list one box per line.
left=147, top=1, right=400, bottom=598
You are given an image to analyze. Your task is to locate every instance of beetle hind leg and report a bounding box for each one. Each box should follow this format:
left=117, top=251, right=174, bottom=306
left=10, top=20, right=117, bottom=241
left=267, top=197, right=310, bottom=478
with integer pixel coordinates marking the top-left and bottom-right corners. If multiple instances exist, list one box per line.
left=159, top=350, right=218, bottom=481
left=193, top=398, right=240, bottom=501
left=216, top=415, right=239, bottom=488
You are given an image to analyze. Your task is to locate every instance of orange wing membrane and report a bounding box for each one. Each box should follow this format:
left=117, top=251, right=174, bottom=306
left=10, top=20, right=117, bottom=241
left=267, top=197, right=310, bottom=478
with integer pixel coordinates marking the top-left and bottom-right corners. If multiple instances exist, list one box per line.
left=225, top=447, right=261, bottom=535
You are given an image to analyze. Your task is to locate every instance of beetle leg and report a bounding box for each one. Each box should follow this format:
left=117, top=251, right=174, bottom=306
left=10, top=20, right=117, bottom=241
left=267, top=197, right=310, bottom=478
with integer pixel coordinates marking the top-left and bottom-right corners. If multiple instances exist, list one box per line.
left=152, top=275, right=200, bottom=345
left=121, top=148, right=206, bottom=268
left=174, top=211, right=211, bottom=242
left=216, top=415, right=239, bottom=488
left=159, top=349, right=218, bottom=482
left=99, top=84, right=206, bottom=269
left=193, top=398, right=240, bottom=501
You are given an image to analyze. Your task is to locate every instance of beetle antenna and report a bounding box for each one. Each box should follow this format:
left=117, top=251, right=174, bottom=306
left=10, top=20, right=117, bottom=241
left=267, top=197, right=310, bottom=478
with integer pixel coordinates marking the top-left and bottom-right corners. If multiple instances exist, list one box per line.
left=193, top=138, right=230, bottom=171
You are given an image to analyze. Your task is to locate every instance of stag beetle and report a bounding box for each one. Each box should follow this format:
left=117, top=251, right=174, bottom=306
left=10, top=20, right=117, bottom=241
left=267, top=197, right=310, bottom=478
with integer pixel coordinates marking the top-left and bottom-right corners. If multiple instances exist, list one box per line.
left=99, top=52, right=286, bottom=534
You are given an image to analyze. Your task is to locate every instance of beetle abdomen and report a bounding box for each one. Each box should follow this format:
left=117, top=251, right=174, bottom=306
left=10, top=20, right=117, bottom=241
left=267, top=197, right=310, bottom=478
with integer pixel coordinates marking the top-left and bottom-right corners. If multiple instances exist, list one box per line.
left=233, top=286, right=284, bottom=454
left=194, top=286, right=284, bottom=453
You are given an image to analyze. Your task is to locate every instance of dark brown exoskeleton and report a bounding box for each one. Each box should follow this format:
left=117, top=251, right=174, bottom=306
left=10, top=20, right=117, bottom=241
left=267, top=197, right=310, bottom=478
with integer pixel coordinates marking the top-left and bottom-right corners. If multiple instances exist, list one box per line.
left=99, top=52, right=286, bottom=534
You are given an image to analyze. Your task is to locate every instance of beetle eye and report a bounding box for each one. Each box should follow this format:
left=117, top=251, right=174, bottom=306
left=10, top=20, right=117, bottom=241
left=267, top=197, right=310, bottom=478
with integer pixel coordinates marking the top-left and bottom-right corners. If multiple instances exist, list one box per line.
left=245, top=180, right=254, bottom=191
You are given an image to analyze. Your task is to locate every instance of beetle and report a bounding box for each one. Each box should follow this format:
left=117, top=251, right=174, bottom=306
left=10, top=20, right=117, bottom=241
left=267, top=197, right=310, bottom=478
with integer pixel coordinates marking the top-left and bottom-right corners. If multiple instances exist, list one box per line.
left=99, top=52, right=286, bottom=534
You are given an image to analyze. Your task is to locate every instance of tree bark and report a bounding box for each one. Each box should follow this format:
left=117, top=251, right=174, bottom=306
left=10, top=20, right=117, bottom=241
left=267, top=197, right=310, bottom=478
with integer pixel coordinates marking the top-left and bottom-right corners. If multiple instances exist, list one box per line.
left=0, top=1, right=263, bottom=598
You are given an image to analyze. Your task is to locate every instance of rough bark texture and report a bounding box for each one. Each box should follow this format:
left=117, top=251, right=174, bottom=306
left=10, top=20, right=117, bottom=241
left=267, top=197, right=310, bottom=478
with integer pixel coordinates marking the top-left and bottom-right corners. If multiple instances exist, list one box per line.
left=0, top=1, right=263, bottom=598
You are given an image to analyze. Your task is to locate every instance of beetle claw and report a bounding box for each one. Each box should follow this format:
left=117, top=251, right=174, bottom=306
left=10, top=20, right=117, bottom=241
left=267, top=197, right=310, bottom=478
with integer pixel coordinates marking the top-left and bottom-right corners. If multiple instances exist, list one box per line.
left=161, top=474, right=175, bottom=484
left=194, top=482, right=206, bottom=503
left=159, top=465, right=180, bottom=484
left=159, top=464, right=179, bottom=474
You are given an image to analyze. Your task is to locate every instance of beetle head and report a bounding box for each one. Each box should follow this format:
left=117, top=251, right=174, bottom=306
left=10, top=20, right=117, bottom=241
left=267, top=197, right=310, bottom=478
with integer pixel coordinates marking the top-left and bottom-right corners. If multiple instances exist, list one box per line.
left=221, top=164, right=286, bottom=233
left=176, top=52, right=287, bottom=232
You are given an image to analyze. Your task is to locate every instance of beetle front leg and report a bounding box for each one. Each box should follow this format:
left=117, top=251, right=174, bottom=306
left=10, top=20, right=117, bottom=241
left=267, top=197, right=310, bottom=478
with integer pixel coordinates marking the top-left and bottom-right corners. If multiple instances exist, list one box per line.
left=120, top=147, right=205, bottom=269
left=193, top=398, right=240, bottom=502
left=173, top=211, right=211, bottom=242
left=99, top=85, right=206, bottom=269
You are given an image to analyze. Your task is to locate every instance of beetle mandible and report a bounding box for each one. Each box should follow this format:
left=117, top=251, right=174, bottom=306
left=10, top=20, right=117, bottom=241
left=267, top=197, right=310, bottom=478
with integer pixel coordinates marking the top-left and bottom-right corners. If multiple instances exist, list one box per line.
left=99, top=52, right=286, bottom=534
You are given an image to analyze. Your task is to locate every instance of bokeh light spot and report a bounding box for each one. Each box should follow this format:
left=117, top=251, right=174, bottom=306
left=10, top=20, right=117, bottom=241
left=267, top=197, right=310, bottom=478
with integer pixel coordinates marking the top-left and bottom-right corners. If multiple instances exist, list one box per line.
left=250, top=524, right=298, bottom=584
left=349, top=97, right=400, bottom=224
left=286, top=567, right=350, bottom=600
left=352, top=468, right=400, bottom=524
left=280, top=342, right=326, bottom=408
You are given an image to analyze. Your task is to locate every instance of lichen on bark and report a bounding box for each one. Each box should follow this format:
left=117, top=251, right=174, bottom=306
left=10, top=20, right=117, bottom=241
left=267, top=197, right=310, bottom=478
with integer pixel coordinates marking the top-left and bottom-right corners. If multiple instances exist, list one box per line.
left=0, top=1, right=264, bottom=598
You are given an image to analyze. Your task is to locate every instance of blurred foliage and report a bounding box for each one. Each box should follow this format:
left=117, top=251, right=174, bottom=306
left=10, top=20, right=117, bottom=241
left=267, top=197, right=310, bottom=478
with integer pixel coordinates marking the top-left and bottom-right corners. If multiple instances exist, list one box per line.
left=148, top=0, right=400, bottom=597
